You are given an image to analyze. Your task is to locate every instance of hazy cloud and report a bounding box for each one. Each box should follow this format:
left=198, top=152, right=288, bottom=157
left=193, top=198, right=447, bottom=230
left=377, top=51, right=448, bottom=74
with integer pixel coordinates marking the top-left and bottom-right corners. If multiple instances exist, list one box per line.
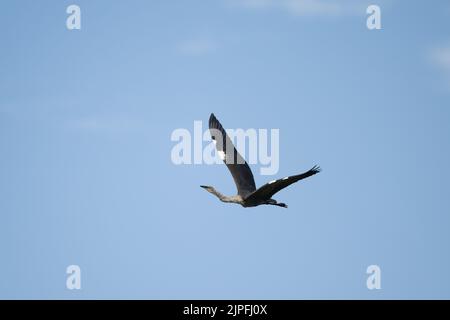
left=227, top=0, right=385, bottom=17
left=177, top=38, right=217, bottom=56
left=429, top=44, right=450, bottom=89
left=430, top=45, right=450, bottom=72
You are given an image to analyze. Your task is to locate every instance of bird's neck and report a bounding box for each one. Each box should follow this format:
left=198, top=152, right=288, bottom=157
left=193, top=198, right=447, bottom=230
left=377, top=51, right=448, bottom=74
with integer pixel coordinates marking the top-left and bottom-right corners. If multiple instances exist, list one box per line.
left=210, top=188, right=237, bottom=203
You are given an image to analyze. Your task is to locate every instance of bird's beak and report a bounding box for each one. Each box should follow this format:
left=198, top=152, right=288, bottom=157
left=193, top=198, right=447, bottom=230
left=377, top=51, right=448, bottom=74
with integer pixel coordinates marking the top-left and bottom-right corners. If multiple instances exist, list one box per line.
left=200, top=185, right=208, bottom=189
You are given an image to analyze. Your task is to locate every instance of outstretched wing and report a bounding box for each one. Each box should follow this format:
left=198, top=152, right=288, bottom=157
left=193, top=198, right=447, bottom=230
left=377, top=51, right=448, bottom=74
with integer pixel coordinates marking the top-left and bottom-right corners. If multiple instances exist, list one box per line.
left=209, top=113, right=256, bottom=198
left=244, top=166, right=320, bottom=201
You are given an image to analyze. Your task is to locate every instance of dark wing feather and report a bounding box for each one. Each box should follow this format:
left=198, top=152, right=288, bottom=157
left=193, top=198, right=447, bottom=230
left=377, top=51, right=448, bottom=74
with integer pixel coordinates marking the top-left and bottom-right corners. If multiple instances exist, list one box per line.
left=209, top=113, right=256, bottom=198
left=245, top=166, right=320, bottom=201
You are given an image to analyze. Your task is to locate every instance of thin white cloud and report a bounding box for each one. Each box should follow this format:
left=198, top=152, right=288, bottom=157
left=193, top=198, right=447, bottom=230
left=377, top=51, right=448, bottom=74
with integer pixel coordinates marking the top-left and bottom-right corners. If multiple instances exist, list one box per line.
left=227, top=0, right=387, bottom=17
left=284, top=0, right=344, bottom=16
left=235, top=0, right=272, bottom=9
left=429, top=44, right=450, bottom=89
left=177, top=38, right=217, bottom=56
left=430, top=45, right=450, bottom=72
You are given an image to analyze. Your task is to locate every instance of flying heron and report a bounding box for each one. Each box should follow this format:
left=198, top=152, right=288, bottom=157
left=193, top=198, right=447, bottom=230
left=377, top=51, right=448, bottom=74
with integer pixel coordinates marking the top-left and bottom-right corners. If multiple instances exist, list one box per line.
left=201, top=113, right=320, bottom=208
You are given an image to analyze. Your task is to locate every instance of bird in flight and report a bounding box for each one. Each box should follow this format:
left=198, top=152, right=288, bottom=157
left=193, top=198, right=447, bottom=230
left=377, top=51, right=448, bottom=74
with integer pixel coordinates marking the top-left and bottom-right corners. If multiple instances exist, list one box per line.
left=201, top=113, right=320, bottom=208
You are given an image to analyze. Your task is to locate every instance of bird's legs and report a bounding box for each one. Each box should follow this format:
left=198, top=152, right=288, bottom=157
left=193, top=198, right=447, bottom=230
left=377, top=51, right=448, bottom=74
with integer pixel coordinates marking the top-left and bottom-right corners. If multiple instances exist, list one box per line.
left=265, top=199, right=288, bottom=208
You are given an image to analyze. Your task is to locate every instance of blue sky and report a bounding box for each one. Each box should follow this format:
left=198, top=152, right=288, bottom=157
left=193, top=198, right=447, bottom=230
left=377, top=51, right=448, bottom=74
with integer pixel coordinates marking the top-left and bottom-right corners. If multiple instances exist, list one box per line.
left=1, top=0, right=450, bottom=299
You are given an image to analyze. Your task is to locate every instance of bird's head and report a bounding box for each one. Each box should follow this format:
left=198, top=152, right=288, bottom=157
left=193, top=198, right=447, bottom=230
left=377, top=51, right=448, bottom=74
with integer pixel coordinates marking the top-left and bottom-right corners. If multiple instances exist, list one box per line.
left=200, top=185, right=215, bottom=193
